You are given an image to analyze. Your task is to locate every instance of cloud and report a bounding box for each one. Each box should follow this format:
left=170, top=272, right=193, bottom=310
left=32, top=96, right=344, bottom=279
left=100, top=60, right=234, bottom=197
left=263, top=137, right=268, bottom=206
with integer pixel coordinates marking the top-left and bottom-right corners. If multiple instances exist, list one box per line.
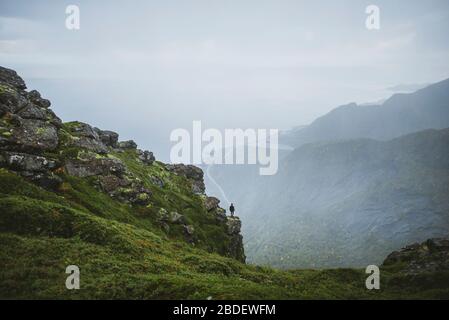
left=387, top=83, right=431, bottom=92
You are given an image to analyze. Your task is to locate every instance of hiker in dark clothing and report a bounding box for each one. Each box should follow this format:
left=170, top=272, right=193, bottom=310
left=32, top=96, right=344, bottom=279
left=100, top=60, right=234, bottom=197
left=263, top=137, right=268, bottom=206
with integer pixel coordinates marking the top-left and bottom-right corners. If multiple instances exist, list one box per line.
left=229, top=203, right=235, bottom=217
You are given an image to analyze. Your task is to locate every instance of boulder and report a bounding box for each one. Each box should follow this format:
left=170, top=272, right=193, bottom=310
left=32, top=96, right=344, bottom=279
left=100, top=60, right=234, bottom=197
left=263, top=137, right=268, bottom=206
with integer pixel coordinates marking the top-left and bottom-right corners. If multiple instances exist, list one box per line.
left=69, top=122, right=99, bottom=139
left=0, top=66, right=26, bottom=90
left=94, top=128, right=119, bottom=148
left=0, top=151, right=56, bottom=172
left=118, top=140, right=137, bottom=150
left=70, top=136, right=108, bottom=154
left=137, top=149, right=155, bottom=165
left=97, top=175, right=130, bottom=193
left=65, top=122, right=108, bottom=154
left=215, top=208, right=227, bottom=222
left=27, top=90, right=51, bottom=108
left=11, top=119, right=59, bottom=152
left=96, top=174, right=152, bottom=205
left=204, top=196, right=220, bottom=211
left=166, top=164, right=205, bottom=194
left=0, top=84, right=29, bottom=115
left=169, top=211, right=187, bottom=224
left=17, top=104, right=48, bottom=121
left=64, top=158, right=125, bottom=178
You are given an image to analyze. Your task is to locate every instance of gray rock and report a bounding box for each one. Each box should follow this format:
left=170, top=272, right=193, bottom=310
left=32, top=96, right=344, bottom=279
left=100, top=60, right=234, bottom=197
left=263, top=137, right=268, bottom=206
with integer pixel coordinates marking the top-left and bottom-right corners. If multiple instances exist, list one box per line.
left=215, top=208, right=227, bottom=222
left=27, top=90, right=51, bottom=108
left=169, top=211, right=187, bottom=224
left=94, top=128, right=119, bottom=148
left=0, top=151, right=56, bottom=172
left=0, top=66, right=26, bottom=90
left=226, top=216, right=242, bottom=235
left=65, top=122, right=108, bottom=154
left=11, top=119, right=59, bottom=152
left=137, top=149, right=155, bottom=165
left=0, top=83, right=29, bottom=114
left=71, top=136, right=108, bottom=154
left=64, top=158, right=125, bottom=178
left=69, top=122, right=99, bottom=139
left=96, top=173, right=152, bottom=205
left=224, top=217, right=245, bottom=262
left=97, top=175, right=130, bottom=193
left=166, top=164, right=205, bottom=194
left=118, top=140, right=137, bottom=150
left=17, top=103, right=48, bottom=121
left=204, top=196, right=220, bottom=211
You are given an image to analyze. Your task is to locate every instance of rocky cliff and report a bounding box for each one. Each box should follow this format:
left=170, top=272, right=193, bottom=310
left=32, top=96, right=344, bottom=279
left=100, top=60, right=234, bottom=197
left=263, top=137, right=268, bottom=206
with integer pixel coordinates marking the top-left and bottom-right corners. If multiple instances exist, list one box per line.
left=0, top=65, right=245, bottom=262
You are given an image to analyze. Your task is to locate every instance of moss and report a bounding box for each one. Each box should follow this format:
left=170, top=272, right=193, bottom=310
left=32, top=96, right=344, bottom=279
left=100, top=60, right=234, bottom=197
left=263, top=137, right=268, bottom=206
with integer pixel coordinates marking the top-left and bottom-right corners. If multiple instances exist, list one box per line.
left=0, top=84, right=15, bottom=95
left=1, top=131, right=447, bottom=299
left=36, top=127, right=50, bottom=136
left=136, top=193, right=150, bottom=201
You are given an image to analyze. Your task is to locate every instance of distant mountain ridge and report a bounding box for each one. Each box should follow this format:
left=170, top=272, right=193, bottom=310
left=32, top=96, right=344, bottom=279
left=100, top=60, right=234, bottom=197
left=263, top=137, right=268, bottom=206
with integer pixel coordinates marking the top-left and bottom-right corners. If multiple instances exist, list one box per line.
left=206, top=78, right=449, bottom=269
left=281, top=78, right=449, bottom=148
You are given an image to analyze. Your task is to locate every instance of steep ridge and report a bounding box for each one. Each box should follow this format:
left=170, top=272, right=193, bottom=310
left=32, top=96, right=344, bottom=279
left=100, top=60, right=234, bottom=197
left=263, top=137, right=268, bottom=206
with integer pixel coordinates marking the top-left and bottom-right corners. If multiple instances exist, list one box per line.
left=0, top=66, right=245, bottom=263
left=281, top=78, right=449, bottom=148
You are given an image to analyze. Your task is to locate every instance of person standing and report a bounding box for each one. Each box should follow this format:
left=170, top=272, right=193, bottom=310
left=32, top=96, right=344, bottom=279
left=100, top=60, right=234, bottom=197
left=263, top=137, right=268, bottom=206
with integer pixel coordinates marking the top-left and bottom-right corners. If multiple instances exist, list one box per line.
left=229, top=203, right=235, bottom=217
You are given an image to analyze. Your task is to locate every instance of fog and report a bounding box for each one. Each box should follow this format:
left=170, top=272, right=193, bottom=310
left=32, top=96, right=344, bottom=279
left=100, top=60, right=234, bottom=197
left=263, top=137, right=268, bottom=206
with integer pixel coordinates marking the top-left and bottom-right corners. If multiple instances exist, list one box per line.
left=1, top=0, right=449, bottom=160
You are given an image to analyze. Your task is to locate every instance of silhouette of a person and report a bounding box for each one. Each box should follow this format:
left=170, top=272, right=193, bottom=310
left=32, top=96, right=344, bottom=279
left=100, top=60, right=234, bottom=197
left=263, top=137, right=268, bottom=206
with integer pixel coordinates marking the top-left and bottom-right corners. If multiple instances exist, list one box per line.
left=229, top=203, right=235, bottom=217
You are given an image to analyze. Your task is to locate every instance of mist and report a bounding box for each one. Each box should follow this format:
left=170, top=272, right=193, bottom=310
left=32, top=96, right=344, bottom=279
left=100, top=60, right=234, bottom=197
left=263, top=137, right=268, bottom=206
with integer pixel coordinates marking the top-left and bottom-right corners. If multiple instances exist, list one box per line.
left=1, top=0, right=449, bottom=160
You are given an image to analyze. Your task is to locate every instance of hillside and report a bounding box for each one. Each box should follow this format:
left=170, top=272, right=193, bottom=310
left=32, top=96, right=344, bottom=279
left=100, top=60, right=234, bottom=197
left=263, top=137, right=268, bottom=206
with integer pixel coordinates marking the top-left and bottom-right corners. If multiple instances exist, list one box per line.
left=238, top=129, right=449, bottom=269
left=1, top=66, right=448, bottom=299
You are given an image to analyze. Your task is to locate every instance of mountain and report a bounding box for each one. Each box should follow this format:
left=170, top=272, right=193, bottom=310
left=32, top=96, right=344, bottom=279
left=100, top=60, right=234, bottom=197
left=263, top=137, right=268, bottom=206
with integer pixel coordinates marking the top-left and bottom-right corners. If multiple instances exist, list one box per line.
left=203, top=79, right=449, bottom=270
left=0, top=66, right=448, bottom=299
left=240, top=129, right=449, bottom=269
left=281, top=78, right=449, bottom=148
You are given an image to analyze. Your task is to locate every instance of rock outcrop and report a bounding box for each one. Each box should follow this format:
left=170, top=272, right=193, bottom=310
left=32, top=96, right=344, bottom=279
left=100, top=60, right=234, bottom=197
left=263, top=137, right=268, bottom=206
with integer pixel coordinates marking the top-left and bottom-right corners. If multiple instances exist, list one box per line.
left=225, top=216, right=246, bottom=262
left=0, top=65, right=246, bottom=262
left=166, top=164, right=205, bottom=194
left=383, top=238, right=449, bottom=275
left=0, top=66, right=61, bottom=187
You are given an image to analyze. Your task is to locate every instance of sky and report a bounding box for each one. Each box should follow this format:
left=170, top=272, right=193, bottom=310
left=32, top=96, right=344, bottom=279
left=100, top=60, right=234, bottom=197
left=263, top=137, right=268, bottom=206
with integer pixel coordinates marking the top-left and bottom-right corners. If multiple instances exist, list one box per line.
left=1, top=0, right=449, bottom=160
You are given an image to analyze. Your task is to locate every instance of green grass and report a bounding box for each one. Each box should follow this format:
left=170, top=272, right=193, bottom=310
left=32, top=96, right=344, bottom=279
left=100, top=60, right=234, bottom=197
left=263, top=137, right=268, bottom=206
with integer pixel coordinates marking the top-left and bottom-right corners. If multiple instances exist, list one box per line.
left=1, top=122, right=449, bottom=301
left=1, top=169, right=448, bottom=299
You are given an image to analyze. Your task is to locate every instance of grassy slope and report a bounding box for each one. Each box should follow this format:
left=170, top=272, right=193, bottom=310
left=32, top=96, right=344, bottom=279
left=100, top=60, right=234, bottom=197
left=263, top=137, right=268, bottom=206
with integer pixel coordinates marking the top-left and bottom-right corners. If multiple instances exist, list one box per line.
left=1, top=169, right=449, bottom=299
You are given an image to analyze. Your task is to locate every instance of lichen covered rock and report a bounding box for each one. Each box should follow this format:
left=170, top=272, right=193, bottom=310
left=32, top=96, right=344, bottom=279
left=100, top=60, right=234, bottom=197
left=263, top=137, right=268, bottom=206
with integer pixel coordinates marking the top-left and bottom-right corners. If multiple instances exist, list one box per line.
left=225, top=216, right=246, bottom=263
left=166, top=163, right=205, bottom=194
left=383, top=238, right=449, bottom=274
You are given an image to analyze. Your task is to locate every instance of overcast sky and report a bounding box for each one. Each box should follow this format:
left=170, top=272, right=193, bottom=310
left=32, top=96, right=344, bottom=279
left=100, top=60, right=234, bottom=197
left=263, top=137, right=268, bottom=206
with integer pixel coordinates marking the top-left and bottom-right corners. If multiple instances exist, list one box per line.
left=1, top=0, right=449, bottom=160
